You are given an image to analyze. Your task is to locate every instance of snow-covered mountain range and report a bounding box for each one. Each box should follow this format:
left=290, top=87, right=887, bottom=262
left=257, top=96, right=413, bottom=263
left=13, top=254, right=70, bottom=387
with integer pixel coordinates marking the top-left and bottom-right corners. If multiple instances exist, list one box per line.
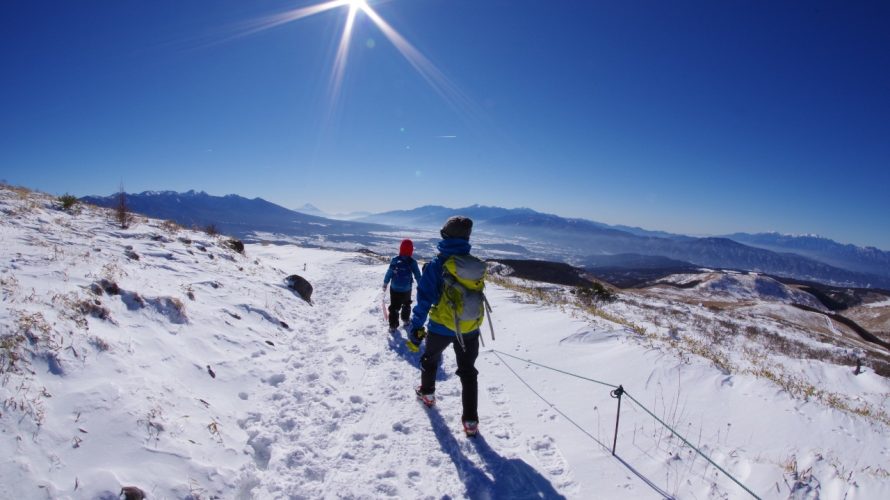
left=723, top=232, right=890, bottom=279
left=3, top=185, right=889, bottom=499
left=79, top=192, right=890, bottom=289
left=79, top=190, right=387, bottom=243
left=363, top=205, right=890, bottom=288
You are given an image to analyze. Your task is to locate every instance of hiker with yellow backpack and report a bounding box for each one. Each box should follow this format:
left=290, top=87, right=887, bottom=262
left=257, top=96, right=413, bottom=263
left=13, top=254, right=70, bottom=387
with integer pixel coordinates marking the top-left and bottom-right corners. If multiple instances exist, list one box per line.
left=407, top=216, right=492, bottom=437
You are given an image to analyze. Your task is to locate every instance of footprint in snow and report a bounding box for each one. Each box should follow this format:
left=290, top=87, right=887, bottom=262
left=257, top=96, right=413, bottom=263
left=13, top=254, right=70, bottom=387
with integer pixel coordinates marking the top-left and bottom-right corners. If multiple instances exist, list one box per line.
left=391, top=421, right=412, bottom=434
left=487, top=384, right=510, bottom=406
left=247, top=433, right=275, bottom=469
left=528, top=435, right=573, bottom=484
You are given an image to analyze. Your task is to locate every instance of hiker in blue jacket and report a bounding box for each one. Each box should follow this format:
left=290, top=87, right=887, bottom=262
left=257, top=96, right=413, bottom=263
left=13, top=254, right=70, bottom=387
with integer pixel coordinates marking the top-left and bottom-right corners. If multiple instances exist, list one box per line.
left=383, top=239, right=422, bottom=331
left=407, top=216, right=484, bottom=436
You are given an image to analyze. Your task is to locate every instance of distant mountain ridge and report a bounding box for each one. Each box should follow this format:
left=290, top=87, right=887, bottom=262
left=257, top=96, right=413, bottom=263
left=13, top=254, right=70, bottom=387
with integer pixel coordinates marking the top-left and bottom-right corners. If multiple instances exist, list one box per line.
left=80, top=190, right=387, bottom=240
left=79, top=192, right=890, bottom=288
left=723, top=232, right=890, bottom=279
left=363, top=205, right=890, bottom=288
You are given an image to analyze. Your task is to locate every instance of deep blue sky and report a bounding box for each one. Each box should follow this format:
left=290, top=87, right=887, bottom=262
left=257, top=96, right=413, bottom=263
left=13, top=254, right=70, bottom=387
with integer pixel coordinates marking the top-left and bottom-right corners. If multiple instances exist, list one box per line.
left=2, top=1, right=889, bottom=249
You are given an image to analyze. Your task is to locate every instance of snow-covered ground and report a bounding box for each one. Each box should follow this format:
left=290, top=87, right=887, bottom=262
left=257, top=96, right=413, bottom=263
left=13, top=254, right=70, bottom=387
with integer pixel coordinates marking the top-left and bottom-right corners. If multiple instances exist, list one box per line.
left=1, top=186, right=889, bottom=499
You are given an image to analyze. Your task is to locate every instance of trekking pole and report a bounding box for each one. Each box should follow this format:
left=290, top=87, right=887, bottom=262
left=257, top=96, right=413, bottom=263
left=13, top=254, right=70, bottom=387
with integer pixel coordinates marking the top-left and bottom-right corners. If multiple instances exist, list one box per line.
left=482, top=293, right=495, bottom=341
left=610, top=385, right=624, bottom=456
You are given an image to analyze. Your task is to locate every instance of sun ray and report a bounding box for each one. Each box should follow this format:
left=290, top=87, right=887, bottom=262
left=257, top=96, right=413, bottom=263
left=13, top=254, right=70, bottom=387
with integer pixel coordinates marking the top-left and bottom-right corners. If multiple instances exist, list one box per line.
left=197, top=0, right=350, bottom=49
left=200, top=0, right=488, bottom=137
left=330, top=5, right=360, bottom=104
left=359, top=5, right=482, bottom=123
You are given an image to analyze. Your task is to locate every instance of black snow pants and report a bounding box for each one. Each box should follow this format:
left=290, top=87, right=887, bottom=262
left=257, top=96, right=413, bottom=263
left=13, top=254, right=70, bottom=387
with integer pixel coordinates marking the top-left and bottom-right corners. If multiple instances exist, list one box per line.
left=388, top=289, right=412, bottom=328
left=419, top=331, right=480, bottom=422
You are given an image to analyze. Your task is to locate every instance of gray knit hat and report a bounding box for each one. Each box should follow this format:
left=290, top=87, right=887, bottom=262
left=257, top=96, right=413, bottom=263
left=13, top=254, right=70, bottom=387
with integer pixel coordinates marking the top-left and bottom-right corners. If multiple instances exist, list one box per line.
left=440, top=216, right=473, bottom=240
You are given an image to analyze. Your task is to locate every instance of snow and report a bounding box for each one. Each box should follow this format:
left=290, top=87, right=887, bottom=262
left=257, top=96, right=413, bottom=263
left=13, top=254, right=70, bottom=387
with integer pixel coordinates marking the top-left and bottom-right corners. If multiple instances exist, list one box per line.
left=656, top=272, right=826, bottom=310
left=1, top=187, right=889, bottom=499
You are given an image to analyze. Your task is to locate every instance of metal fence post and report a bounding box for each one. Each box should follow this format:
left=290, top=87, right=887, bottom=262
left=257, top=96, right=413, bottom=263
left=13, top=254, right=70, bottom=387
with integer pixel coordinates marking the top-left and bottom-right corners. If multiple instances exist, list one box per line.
left=610, top=385, right=624, bottom=455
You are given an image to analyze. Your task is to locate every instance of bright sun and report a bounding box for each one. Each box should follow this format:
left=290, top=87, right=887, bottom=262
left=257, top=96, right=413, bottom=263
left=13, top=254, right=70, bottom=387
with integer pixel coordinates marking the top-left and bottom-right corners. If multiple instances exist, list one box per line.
left=223, top=0, right=472, bottom=124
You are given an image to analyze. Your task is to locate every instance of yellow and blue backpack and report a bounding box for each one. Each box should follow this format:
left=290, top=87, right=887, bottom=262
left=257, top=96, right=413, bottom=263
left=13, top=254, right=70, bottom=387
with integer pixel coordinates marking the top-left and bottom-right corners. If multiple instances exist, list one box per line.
left=429, top=254, right=494, bottom=348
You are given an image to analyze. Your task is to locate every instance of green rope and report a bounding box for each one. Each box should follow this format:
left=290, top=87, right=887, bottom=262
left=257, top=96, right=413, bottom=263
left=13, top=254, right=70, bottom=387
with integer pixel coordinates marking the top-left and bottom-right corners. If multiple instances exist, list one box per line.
left=622, top=391, right=761, bottom=499
left=484, top=349, right=761, bottom=500
left=487, top=349, right=619, bottom=389
left=491, top=351, right=610, bottom=451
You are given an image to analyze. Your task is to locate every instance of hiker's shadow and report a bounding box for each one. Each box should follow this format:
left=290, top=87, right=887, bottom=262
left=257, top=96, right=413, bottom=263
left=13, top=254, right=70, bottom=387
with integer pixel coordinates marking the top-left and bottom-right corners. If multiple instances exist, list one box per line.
left=425, top=407, right=566, bottom=500
left=387, top=328, right=447, bottom=381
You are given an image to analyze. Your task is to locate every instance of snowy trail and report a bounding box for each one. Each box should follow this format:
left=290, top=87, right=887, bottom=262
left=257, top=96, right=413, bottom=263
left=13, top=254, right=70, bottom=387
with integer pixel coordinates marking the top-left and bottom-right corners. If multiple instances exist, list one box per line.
left=235, top=252, right=454, bottom=497
left=236, top=250, right=575, bottom=499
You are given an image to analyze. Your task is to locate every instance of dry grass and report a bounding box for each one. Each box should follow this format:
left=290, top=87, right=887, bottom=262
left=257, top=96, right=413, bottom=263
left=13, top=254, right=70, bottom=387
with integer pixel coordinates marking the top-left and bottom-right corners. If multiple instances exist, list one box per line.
left=2, top=183, right=33, bottom=198
left=138, top=406, right=165, bottom=443
left=16, top=311, right=53, bottom=347
left=1, top=310, right=59, bottom=429
left=489, top=274, right=646, bottom=334
left=160, top=219, right=183, bottom=233
left=0, top=274, right=20, bottom=299
left=0, top=184, right=44, bottom=215
left=0, top=332, right=27, bottom=376
left=89, top=336, right=110, bottom=352
left=52, top=292, right=89, bottom=330
left=492, top=273, right=890, bottom=427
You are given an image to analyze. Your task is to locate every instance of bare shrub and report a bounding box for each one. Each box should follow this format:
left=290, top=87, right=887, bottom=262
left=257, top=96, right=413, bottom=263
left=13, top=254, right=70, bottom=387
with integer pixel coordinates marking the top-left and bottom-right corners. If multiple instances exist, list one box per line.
left=575, top=282, right=617, bottom=306
left=203, top=223, right=219, bottom=236
left=115, top=183, right=134, bottom=229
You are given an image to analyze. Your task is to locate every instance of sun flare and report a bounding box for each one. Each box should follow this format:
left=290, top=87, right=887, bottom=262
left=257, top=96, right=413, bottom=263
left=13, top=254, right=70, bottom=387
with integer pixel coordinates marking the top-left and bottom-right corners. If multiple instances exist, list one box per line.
left=217, top=0, right=473, bottom=122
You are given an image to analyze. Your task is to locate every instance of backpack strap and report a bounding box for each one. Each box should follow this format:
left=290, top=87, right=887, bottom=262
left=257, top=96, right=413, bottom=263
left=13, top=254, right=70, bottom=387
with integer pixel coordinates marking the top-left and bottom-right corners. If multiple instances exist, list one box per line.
left=441, top=269, right=467, bottom=352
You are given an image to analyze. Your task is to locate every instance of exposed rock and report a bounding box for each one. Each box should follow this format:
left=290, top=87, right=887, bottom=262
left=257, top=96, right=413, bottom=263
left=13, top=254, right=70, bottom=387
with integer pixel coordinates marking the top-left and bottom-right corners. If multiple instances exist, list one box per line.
left=285, top=274, right=313, bottom=304
left=224, top=238, right=245, bottom=254
left=120, top=486, right=146, bottom=500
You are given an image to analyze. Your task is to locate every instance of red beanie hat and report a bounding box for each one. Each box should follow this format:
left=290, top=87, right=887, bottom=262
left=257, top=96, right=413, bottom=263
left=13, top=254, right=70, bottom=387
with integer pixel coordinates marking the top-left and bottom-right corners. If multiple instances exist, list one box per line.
left=399, top=239, right=413, bottom=256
